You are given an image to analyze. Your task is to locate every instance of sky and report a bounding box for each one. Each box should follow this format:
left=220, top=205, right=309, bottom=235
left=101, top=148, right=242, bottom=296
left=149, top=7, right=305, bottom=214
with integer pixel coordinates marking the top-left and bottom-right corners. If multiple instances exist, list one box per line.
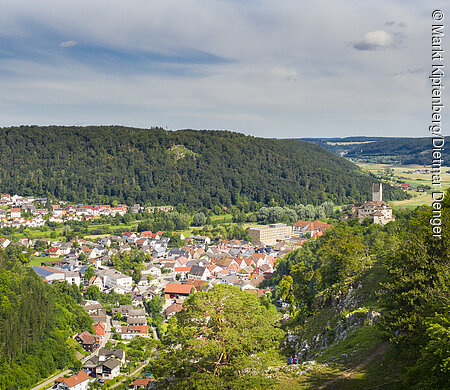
left=0, top=0, right=448, bottom=138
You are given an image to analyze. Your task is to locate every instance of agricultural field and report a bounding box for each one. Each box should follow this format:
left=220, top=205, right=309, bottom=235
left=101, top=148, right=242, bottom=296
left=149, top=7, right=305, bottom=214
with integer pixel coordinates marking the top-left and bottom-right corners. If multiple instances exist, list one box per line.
left=357, top=163, right=450, bottom=209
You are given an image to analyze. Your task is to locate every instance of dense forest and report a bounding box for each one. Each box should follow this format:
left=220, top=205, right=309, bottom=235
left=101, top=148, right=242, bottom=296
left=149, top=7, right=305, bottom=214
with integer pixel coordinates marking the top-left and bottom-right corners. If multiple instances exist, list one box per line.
left=302, top=136, right=450, bottom=165
left=0, top=126, right=407, bottom=208
left=0, top=251, right=92, bottom=390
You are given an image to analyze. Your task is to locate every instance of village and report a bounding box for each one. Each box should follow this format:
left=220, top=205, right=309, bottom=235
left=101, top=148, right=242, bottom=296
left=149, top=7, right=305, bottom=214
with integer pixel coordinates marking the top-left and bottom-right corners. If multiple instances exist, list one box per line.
left=0, top=184, right=393, bottom=389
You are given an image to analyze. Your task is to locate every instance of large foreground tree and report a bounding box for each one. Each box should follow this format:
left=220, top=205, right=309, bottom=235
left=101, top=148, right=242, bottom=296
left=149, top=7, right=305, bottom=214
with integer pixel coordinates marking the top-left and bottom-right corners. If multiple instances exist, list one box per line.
left=152, top=285, right=284, bottom=390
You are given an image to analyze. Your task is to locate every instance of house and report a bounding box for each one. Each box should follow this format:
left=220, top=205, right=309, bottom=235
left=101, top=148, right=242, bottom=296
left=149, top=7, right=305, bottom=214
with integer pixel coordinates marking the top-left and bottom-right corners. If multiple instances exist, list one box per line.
left=82, top=302, right=103, bottom=315
left=190, top=235, right=211, bottom=245
left=10, top=208, right=21, bottom=218
left=32, top=266, right=65, bottom=283
left=165, top=302, right=183, bottom=319
left=48, top=247, right=62, bottom=258
left=131, top=292, right=144, bottom=307
left=89, top=275, right=104, bottom=289
left=63, top=270, right=81, bottom=285
left=83, top=355, right=99, bottom=376
left=98, top=269, right=133, bottom=291
left=187, top=265, right=211, bottom=281
left=98, top=348, right=125, bottom=365
left=112, top=304, right=135, bottom=318
left=185, top=279, right=210, bottom=292
left=75, top=331, right=99, bottom=351
left=93, top=322, right=106, bottom=337
left=129, top=378, right=152, bottom=390
left=55, top=371, right=90, bottom=390
left=0, top=238, right=10, bottom=248
left=164, top=283, right=194, bottom=300
left=127, top=316, right=147, bottom=327
left=120, top=325, right=149, bottom=339
left=292, top=220, right=333, bottom=238
left=96, top=358, right=121, bottom=380
left=173, top=266, right=191, bottom=281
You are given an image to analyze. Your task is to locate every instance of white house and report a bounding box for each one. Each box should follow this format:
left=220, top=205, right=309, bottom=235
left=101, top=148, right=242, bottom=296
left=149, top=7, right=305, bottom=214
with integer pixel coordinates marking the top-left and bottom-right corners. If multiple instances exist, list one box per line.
left=98, top=269, right=133, bottom=291
left=55, top=371, right=89, bottom=390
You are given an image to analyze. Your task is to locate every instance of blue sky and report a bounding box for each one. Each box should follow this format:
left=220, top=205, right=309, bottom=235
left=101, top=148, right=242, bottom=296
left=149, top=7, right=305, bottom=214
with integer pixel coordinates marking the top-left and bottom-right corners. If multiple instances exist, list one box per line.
left=0, top=0, right=448, bottom=137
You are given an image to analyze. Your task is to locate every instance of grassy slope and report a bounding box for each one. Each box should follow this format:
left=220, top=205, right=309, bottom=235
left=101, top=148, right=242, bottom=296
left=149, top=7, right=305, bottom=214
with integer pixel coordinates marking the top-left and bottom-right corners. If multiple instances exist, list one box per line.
left=273, top=261, right=407, bottom=389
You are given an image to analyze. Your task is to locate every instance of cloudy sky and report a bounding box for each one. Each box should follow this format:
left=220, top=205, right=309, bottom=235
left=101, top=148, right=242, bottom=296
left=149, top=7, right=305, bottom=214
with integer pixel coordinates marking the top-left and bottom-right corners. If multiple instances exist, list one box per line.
left=0, top=0, right=447, bottom=138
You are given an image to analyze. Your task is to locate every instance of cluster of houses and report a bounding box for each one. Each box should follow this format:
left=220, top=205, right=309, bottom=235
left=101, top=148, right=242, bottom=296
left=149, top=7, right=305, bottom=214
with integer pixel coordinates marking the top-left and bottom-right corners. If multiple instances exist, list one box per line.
left=396, top=182, right=425, bottom=192
left=28, top=218, right=332, bottom=339
left=0, top=193, right=47, bottom=228
left=0, top=193, right=175, bottom=227
left=54, top=349, right=127, bottom=389
left=54, top=370, right=152, bottom=390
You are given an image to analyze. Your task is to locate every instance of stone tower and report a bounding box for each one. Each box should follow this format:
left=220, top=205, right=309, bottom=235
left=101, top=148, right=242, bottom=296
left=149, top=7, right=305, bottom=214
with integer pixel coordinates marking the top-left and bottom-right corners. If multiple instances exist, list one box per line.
left=372, top=183, right=382, bottom=202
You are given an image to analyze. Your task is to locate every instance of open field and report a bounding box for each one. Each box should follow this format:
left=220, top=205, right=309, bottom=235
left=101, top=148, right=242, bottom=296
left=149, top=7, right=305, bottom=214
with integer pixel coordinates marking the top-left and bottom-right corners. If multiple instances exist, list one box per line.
left=358, top=163, right=450, bottom=209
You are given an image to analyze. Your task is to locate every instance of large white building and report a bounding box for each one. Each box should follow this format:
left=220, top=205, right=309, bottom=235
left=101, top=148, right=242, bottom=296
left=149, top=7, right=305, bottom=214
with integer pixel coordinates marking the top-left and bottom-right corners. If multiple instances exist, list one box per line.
left=98, top=269, right=133, bottom=291
left=248, top=223, right=292, bottom=245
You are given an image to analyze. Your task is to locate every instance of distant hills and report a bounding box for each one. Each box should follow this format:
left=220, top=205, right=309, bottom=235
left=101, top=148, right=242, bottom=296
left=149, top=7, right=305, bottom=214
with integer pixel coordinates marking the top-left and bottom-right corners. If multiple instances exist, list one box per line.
left=0, top=126, right=407, bottom=207
left=301, top=136, right=450, bottom=165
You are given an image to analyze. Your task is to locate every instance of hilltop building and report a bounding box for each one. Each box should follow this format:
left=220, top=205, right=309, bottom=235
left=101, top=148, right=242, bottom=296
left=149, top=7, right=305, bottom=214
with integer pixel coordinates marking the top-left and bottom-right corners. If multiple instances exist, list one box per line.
left=354, top=183, right=394, bottom=225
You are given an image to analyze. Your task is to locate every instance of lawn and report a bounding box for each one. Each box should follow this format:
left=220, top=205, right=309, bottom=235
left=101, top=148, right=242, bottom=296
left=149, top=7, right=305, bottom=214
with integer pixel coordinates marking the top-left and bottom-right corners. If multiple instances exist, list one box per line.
left=357, top=163, right=450, bottom=209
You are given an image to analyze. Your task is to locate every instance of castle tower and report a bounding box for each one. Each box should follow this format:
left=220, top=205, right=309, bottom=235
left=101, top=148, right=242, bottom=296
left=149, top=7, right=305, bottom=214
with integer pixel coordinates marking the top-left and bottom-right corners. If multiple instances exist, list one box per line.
left=372, top=183, right=382, bottom=202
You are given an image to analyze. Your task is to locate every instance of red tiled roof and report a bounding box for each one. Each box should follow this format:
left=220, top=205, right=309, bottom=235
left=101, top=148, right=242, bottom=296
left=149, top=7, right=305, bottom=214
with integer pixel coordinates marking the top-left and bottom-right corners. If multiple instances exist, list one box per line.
left=174, top=266, right=191, bottom=272
left=76, top=331, right=97, bottom=345
left=131, top=378, right=151, bottom=386
left=164, top=283, right=193, bottom=295
left=56, top=371, right=89, bottom=387
left=185, top=279, right=208, bottom=290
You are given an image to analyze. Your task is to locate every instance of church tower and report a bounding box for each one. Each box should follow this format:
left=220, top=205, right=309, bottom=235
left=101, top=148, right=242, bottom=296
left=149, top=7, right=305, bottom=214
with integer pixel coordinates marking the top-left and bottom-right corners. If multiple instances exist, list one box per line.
left=372, top=183, right=382, bottom=202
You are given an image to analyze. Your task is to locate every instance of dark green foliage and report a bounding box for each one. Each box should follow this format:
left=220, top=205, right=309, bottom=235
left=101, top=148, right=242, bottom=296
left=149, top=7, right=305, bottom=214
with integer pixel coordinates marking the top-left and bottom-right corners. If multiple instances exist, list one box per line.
left=192, top=212, right=207, bottom=226
left=144, top=295, right=165, bottom=330
left=0, top=252, right=92, bottom=389
left=379, top=190, right=450, bottom=388
left=0, top=126, right=405, bottom=207
left=152, top=285, right=284, bottom=389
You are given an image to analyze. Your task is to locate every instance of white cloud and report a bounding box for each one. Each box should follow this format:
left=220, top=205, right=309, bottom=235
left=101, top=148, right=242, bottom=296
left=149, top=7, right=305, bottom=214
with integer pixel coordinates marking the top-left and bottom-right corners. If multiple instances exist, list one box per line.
left=353, top=30, right=396, bottom=51
left=0, top=0, right=448, bottom=137
left=59, top=40, right=77, bottom=47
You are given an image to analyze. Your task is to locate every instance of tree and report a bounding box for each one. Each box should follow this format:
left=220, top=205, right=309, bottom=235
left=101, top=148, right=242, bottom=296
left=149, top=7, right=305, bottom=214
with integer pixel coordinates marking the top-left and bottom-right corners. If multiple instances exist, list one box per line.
left=316, top=224, right=367, bottom=288
left=84, top=285, right=101, bottom=301
left=192, top=212, right=207, bottom=227
left=145, top=295, right=165, bottom=329
left=321, top=201, right=334, bottom=217
left=379, top=197, right=450, bottom=385
left=84, top=266, right=95, bottom=281
left=152, top=285, right=284, bottom=390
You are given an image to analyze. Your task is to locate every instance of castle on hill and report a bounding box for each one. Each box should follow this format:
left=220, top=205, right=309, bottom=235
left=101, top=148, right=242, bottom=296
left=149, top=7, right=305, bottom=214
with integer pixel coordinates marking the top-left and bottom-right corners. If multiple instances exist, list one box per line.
left=352, top=183, right=395, bottom=225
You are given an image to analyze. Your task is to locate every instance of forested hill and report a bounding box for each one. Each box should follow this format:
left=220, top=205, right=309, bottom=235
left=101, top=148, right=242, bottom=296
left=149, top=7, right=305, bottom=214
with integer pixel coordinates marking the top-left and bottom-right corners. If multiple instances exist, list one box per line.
left=301, top=136, right=450, bottom=165
left=0, top=251, right=92, bottom=389
left=0, top=126, right=405, bottom=207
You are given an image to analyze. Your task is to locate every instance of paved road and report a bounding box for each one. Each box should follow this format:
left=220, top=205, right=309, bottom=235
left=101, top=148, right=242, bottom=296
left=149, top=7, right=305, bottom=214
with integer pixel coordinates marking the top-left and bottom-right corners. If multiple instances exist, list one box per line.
left=30, top=315, right=112, bottom=390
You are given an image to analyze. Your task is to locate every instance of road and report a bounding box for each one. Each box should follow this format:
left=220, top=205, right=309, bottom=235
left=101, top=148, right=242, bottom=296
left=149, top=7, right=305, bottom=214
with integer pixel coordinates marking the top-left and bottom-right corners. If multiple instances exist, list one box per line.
left=109, top=357, right=152, bottom=389
left=30, top=315, right=112, bottom=390
left=109, top=325, right=158, bottom=389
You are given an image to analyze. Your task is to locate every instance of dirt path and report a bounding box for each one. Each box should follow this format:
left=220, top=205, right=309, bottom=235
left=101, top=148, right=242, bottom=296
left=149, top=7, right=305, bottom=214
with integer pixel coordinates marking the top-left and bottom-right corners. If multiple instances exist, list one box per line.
left=317, top=342, right=389, bottom=390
